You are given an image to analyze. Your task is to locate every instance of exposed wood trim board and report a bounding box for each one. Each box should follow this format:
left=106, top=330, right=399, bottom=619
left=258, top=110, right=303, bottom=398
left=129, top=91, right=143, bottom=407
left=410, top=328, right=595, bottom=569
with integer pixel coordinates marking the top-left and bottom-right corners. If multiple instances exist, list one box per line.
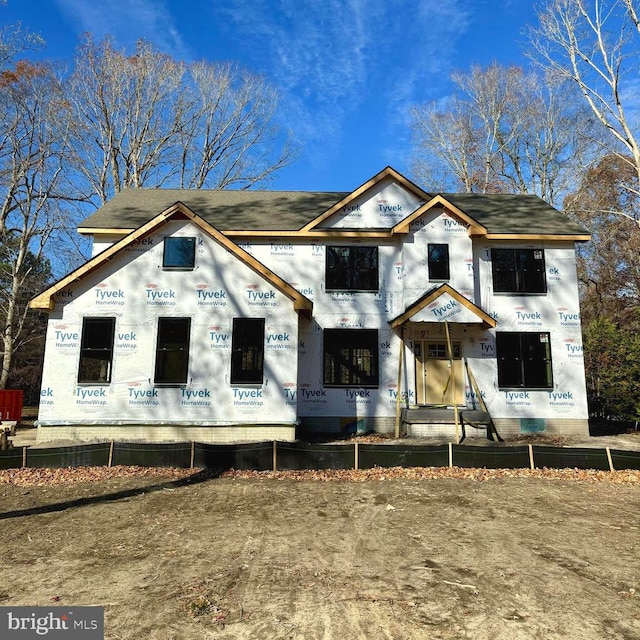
left=389, top=283, right=496, bottom=329
left=30, top=202, right=313, bottom=316
left=300, top=166, right=432, bottom=232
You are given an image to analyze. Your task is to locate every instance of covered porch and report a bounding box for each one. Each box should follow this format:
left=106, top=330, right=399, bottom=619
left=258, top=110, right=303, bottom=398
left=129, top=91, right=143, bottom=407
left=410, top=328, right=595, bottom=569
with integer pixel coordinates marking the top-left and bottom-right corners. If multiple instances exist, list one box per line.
left=389, top=284, right=499, bottom=442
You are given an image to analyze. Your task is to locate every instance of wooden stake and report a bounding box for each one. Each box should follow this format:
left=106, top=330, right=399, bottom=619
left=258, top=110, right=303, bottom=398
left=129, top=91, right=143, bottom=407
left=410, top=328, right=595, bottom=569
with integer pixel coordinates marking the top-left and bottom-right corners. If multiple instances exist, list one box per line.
left=273, top=440, right=277, bottom=472
left=528, top=444, right=535, bottom=470
left=190, top=441, right=195, bottom=469
left=354, top=441, right=359, bottom=471
left=606, top=446, right=614, bottom=472
left=108, top=440, right=114, bottom=468
left=448, top=442, right=453, bottom=468
left=22, top=446, right=27, bottom=469
left=444, top=321, right=460, bottom=444
left=394, top=327, right=404, bottom=438
left=465, top=360, right=488, bottom=412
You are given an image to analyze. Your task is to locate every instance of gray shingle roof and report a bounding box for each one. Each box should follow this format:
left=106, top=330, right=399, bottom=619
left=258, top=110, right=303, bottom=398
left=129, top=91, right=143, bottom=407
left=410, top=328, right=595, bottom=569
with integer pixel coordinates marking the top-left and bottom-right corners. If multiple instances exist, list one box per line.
left=78, top=187, right=589, bottom=237
left=442, top=193, right=588, bottom=236
left=79, top=189, right=349, bottom=232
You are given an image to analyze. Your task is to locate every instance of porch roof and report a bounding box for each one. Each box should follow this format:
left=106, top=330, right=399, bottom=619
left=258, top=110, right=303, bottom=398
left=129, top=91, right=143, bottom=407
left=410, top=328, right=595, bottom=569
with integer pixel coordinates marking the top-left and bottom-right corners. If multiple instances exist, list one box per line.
left=389, top=284, right=496, bottom=329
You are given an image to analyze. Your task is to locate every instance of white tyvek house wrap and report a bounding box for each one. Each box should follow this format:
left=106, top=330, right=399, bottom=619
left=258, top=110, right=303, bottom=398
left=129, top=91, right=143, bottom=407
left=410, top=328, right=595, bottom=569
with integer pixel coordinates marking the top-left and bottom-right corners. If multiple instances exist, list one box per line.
left=39, top=175, right=590, bottom=434
left=319, top=176, right=425, bottom=229
left=471, top=240, right=588, bottom=420
left=39, top=220, right=300, bottom=426
left=245, top=195, right=588, bottom=424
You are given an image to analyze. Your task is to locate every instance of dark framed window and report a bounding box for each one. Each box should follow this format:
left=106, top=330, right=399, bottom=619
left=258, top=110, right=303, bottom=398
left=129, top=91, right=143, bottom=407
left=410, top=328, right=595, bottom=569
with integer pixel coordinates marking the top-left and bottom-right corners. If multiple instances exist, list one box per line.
left=163, top=237, right=196, bottom=269
left=496, top=332, right=553, bottom=389
left=323, top=329, right=379, bottom=387
left=428, top=244, right=450, bottom=281
left=491, top=248, right=546, bottom=293
left=154, top=318, right=191, bottom=384
left=78, top=318, right=115, bottom=383
left=326, top=246, right=378, bottom=291
left=231, top=318, right=265, bottom=384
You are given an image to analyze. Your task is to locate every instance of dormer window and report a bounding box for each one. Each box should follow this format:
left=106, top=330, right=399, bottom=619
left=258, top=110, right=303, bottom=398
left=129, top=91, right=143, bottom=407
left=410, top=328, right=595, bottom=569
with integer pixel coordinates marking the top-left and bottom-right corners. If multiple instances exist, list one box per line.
left=163, top=237, right=196, bottom=270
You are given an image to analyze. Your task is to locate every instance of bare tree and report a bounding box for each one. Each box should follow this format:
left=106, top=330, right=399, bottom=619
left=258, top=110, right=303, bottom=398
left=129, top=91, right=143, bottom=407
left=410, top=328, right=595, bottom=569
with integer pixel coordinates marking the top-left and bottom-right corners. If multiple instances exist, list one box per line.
left=0, top=0, right=44, bottom=68
left=529, top=0, right=640, bottom=225
left=565, top=153, right=640, bottom=314
left=0, top=61, right=75, bottom=388
left=66, top=36, right=294, bottom=205
left=410, top=63, right=595, bottom=204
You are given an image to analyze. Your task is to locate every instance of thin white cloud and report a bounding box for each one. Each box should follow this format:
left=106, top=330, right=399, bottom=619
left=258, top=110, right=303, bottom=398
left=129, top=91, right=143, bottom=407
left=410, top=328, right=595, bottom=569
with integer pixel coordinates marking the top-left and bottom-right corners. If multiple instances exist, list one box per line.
left=55, top=0, right=192, bottom=58
left=213, top=0, right=471, bottom=174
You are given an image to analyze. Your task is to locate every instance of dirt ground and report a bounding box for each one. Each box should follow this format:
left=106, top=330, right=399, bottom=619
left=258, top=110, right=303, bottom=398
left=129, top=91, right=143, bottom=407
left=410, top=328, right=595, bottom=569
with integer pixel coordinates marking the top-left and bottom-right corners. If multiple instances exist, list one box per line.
left=1, top=468, right=639, bottom=640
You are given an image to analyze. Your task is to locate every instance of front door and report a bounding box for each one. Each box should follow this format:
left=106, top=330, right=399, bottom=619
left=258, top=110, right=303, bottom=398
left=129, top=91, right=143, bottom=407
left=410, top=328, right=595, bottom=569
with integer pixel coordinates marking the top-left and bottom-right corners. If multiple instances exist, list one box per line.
left=414, top=341, right=464, bottom=406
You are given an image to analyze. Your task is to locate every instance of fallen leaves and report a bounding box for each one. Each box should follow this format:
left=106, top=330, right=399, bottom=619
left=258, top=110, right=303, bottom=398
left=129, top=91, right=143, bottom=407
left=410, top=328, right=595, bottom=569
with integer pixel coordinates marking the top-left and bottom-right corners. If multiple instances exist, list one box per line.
left=0, top=464, right=639, bottom=487
left=221, top=466, right=640, bottom=484
left=0, top=465, right=195, bottom=487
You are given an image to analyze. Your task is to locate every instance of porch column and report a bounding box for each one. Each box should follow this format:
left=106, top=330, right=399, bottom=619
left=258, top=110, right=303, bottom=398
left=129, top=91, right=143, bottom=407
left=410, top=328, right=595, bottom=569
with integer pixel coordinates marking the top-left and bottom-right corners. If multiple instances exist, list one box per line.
left=444, top=320, right=460, bottom=444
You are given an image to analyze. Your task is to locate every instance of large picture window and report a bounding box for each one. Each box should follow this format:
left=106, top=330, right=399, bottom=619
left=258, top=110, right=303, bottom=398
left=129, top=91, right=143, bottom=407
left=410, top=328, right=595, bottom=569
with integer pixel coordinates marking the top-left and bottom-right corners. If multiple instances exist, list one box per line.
left=323, top=329, right=379, bottom=387
left=428, top=244, right=450, bottom=281
left=326, top=246, right=378, bottom=291
left=78, top=318, right=115, bottom=383
left=154, top=318, right=191, bottom=384
left=231, top=318, right=265, bottom=384
left=496, top=332, right=553, bottom=389
left=491, top=248, right=546, bottom=293
left=163, top=236, right=196, bottom=270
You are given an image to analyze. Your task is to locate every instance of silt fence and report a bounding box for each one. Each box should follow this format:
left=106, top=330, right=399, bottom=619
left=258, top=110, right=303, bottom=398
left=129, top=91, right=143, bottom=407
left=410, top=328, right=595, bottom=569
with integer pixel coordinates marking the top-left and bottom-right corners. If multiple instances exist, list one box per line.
left=1, top=440, right=639, bottom=472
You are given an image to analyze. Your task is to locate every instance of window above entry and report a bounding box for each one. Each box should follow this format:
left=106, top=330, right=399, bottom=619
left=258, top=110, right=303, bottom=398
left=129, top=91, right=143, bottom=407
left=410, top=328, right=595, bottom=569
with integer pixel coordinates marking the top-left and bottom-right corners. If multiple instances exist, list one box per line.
left=163, top=236, right=196, bottom=270
left=428, top=244, right=450, bottom=281
left=491, top=248, right=546, bottom=294
left=326, top=246, right=378, bottom=292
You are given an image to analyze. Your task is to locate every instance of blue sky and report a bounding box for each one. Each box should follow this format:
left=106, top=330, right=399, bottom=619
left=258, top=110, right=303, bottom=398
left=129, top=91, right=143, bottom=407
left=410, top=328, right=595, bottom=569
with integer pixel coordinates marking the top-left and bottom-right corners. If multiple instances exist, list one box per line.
left=2, top=0, right=539, bottom=192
